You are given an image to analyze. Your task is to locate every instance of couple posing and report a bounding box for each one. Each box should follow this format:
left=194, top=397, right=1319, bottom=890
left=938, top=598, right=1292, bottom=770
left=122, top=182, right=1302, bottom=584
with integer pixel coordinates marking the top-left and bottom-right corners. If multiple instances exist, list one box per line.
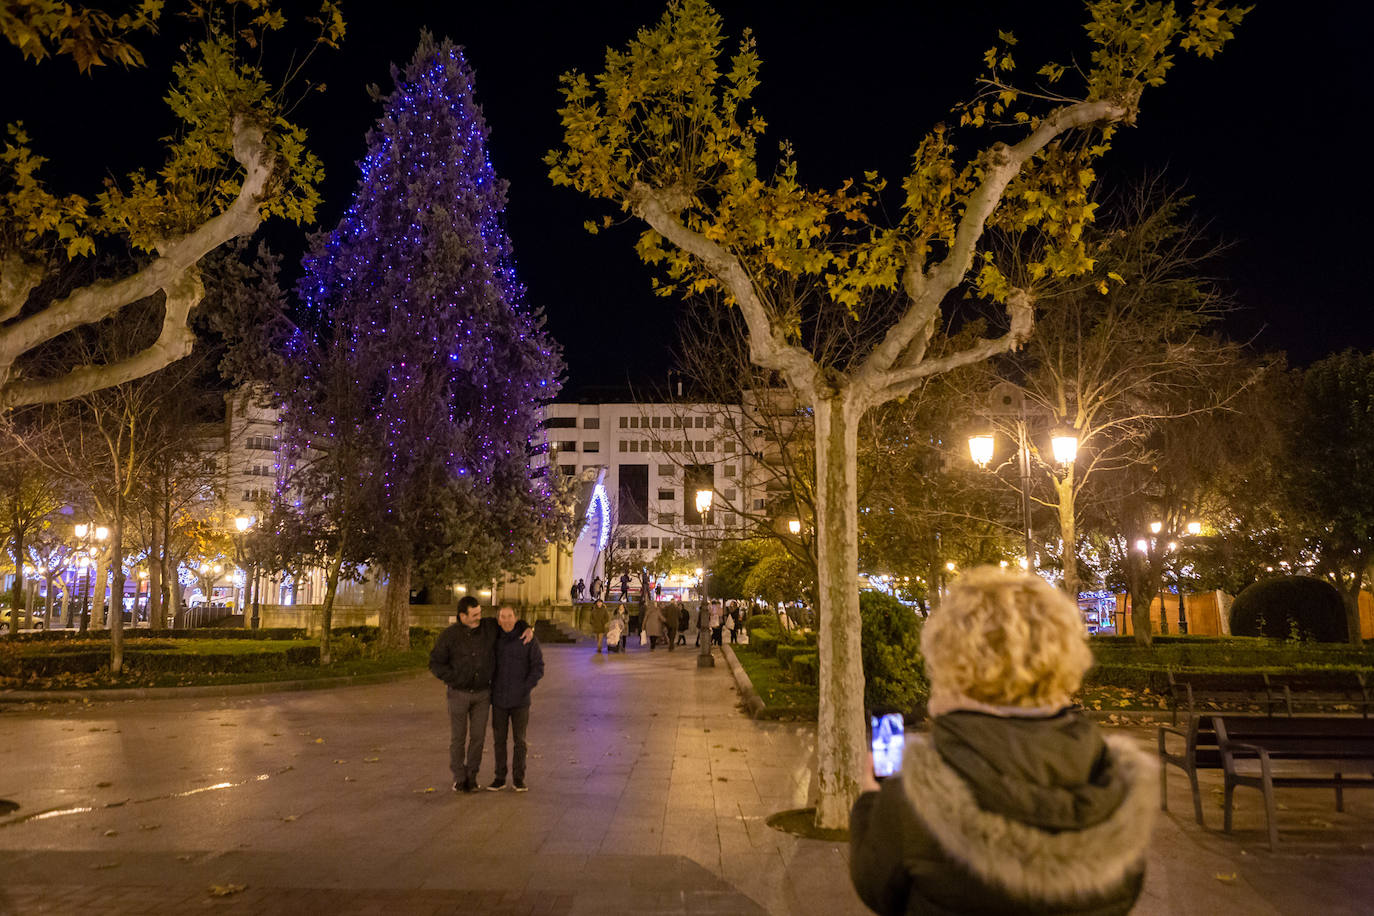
left=428, top=596, right=544, bottom=793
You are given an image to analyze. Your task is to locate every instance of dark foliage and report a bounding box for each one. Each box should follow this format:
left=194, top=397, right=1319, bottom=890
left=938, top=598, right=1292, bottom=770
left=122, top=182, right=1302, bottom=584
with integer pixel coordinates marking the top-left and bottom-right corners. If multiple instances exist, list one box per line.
left=1230, top=576, right=1347, bottom=642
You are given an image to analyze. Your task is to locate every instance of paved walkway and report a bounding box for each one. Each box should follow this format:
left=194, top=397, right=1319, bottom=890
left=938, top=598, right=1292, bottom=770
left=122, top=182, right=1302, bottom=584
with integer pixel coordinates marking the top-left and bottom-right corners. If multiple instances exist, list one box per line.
left=1, top=643, right=1373, bottom=914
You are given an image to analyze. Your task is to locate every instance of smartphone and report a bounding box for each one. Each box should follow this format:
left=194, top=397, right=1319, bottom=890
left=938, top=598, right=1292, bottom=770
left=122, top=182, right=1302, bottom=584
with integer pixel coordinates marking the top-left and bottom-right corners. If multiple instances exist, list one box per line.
left=870, top=711, right=905, bottom=779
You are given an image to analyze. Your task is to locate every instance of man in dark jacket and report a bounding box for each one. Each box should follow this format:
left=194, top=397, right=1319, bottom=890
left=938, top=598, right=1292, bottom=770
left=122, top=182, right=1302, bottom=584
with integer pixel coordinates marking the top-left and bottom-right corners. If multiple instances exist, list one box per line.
left=488, top=606, right=545, bottom=792
left=429, top=596, right=531, bottom=793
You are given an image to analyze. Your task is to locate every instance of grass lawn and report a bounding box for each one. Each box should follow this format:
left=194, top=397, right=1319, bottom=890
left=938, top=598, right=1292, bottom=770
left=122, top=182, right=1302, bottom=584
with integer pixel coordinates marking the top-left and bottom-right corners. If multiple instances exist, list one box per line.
left=732, top=645, right=818, bottom=718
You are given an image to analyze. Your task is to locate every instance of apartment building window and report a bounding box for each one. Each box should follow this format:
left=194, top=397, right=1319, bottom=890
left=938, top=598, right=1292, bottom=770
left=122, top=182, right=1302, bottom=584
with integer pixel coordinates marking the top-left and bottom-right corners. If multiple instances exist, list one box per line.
left=630, top=441, right=639, bottom=452
left=246, top=464, right=273, bottom=477
left=641, top=440, right=649, bottom=452
left=583, top=441, right=600, bottom=453
left=753, top=498, right=765, bottom=510
left=619, top=440, right=628, bottom=452
left=724, top=489, right=737, bottom=502
left=617, top=538, right=627, bottom=549
left=658, top=464, right=674, bottom=476
left=560, top=464, right=576, bottom=476
left=659, top=512, right=676, bottom=525
left=246, top=435, right=275, bottom=451
left=672, top=417, right=682, bottom=428
left=242, top=488, right=267, bottom=502
left=650, top=416, right=660, bottom=428
left=557, top=440, right=577, bottom=452
left=694, top=416, right=705, bottom=428
left=620, top=416, right=629, bottom=428
left=542, top=416, right=576, bottom=428
left=630, top=416, right=640, bottom=428
left=705, top=416, right=715, bottom=429
left=658, top=489, right=674, bottom=501
left=705, top=441, right=714, bottom=452
left=650, top=538, right=660, bottom=548
left=583, top=417, right=600, bottom=429
left=724, top=441, right=736, bottom=453
left=725, top=464, right=737, bottom=478
left=724, top=417, right=735, bottom=430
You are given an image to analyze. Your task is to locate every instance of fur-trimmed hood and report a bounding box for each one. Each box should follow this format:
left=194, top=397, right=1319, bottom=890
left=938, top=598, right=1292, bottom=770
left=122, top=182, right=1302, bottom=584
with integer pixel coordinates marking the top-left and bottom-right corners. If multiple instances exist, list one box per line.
left=899, top=733, right=1158, bottom=904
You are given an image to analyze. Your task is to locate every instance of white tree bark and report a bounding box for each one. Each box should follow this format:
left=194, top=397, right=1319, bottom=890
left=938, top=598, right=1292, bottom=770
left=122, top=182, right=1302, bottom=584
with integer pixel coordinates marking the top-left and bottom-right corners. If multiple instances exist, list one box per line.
left=812, top=393, right=865, bottom=828
left=0, top=120, right=272, bottom=410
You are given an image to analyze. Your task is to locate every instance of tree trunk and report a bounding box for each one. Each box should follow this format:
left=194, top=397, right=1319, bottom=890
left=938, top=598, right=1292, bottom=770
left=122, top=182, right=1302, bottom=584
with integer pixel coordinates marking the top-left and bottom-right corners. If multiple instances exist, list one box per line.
left=812, top=393, right=865, bottom=830
left=319, top=548, right=344, bottom=665
left=44, top=576, right=55, bottom=625
left=169, top=572, right=184, bottom=628
left=90, top=554, right=108, bottom=629
left=1342, top=557, right=1366, bottom=647
left=109, top=513, right=125, bottom=675
left=147, top=511, right=163, bottom=632
left=1054, top=474, right=1079, bottom=600
left=1126, top=551, right=1154, bottom=648
left=7, top=524, right=22, bottom=639
left=380, top=564, right=412, bottom=652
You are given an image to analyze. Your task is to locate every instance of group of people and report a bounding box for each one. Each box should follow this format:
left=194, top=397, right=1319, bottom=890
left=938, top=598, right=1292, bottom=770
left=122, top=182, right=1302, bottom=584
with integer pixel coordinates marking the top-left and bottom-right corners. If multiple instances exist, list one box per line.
left=569, top=572, right=666, bottom=604
left=428, top=596, right=545, bottom=793
left=582, top=595, right=756, bottom=653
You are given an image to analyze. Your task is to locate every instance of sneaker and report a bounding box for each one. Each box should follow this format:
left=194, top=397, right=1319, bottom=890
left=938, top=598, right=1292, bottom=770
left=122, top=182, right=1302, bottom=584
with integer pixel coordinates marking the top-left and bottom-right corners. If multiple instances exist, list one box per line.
left=486, top=777, right=506, bottom=792
left=452, top=781, right=461, bottom=793
left=513, top=780, right=528, bottom=793
left=461, top=777, right=479, bottom=793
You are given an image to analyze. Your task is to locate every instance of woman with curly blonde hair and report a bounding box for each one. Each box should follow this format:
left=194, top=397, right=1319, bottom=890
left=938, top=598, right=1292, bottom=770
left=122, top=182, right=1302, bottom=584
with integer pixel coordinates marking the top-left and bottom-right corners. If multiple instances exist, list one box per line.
left=849, top=566, right=1157, bottom=915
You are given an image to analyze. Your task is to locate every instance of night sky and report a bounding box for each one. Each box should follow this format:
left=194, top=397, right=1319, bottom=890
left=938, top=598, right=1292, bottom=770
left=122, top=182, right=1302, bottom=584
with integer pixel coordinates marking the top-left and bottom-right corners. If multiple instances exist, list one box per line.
left=7, top=1, right=1371, bottom=394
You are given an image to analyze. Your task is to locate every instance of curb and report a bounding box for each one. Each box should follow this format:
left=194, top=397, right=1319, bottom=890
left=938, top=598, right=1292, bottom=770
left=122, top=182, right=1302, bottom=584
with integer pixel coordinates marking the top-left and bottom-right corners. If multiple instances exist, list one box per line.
left=0, top=667, right=431, bottom=704
left=721, top=644, right=766, bottom=718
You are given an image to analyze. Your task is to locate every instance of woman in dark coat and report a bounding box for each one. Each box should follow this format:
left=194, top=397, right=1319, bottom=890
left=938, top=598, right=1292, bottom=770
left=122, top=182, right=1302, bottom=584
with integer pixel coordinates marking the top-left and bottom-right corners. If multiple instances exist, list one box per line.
left=849, top=567, right=1156, bottom=915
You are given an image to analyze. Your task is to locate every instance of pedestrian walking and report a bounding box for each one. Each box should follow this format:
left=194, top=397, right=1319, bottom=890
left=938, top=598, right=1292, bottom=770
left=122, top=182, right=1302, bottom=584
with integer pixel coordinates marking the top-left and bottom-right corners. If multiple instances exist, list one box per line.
left=710, top=600, right=723, bottom=646
left=428, top=596, right=532, bottom=793
left=590, top=576, right=603, bottom=601
left=642, top=593, right=664, bottom=650
left=663, top=598, right=680, bottom=650
left=607, top=604, right=629, bottom=652
left=724, top=607, right=737, bottom=644
left=694, top=599, right=708, bottom=647
left=619, top=572, right=631, bottom=602
left=589, top=598, right=610, bottom=653
left=848, top=567, right=1155, bottom=914
left=677, top=604, right=689, bottom=646
left=488, top=606, right=544, bottom=792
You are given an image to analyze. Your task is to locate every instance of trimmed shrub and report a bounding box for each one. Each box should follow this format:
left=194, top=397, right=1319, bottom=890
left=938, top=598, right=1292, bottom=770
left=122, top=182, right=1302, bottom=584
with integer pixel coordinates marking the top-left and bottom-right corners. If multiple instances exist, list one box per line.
left=744, top=614, right=780, bottom=634
left=860, top=590, right=928, bottom=716
left=1230, top=577, right=1347, bottom=642
left=751, top=632, right=779, bottom=658
left=776, top=644, right=811, bottom=670
left=790, top=653, right=819, bottom=686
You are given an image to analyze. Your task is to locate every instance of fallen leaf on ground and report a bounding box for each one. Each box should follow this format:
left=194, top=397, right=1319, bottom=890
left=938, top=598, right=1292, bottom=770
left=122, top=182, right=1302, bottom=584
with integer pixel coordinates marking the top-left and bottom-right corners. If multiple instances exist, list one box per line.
left=343, top=776, right=356, bottom=782
left=91, top=863, right=119, bottom=870
left=281, top=815, right=298, bottom=822
left=138, top=824, right=159, bottom=831
left=96, top=781, right=112, bottom=788
left=1215, top=873, right=1237, bottom=884
left=314, top=738, right=324, bottom=744
left=208, top=884, right=246, bottom=897
left=363, top=757, right=380, bottom=763
left=333, top=759, right=347, bottom=764
left=102, top=830, right=117, bottom=837
left=419, top=787, right=435, bottom=793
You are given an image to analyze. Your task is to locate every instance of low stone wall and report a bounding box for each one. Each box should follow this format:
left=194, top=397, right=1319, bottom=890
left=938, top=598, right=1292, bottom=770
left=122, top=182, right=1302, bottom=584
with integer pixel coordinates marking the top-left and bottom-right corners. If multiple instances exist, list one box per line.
left=257, top=603, right=595, bottom=634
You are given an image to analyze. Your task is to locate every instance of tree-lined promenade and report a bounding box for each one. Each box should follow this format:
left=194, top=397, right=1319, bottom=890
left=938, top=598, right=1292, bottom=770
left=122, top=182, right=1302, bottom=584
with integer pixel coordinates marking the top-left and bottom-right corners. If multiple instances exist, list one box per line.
left=7, top=0, right=1374, bottom=846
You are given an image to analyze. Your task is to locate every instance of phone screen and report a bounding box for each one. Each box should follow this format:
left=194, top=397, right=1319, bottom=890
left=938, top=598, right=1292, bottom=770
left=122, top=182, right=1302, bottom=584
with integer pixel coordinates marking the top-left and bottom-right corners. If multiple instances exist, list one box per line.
left=870, top=712, right=904, bottom=779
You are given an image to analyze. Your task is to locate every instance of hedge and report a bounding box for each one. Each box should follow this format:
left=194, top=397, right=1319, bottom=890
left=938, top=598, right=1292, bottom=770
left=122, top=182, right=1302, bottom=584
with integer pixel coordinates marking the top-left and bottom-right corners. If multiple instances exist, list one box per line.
left=744, top=614, right=780, bottom=634
left=751, top=632, right=779, bottom=658
left=1230, top=576, right=1347, bottom=642
left=776, top=644, right=812, bottom=670
left=1084, top=663, right=1374, bottom=694
left=10, top=627, right=308, bottom=643
left=1092, top=641, right=1374, bottom=670
left=3, top=644, right=321, bottom=678
left=790, top=653, right=819, bottom=686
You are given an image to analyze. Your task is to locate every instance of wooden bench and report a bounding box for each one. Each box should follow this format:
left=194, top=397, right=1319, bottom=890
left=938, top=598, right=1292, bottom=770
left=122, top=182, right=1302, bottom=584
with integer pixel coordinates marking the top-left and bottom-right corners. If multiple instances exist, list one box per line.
left=1158, top=714, right=1221, bottom=826
left=1166, top=671, right=1286, bottom=725
left=1167, top=671, right=1372, bottom=725
left=1214, top=715, right=1374, bottom=849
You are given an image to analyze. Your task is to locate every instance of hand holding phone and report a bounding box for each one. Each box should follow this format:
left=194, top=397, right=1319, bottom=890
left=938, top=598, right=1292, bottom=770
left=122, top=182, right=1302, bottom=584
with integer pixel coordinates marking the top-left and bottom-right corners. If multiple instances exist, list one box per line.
left=870, top=712, right=904, bottom=779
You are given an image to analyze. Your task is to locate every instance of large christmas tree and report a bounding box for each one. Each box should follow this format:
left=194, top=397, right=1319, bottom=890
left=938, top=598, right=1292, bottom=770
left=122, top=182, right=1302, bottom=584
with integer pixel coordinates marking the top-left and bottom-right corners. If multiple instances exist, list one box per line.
left=296, top=33, right=564, bottom=648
